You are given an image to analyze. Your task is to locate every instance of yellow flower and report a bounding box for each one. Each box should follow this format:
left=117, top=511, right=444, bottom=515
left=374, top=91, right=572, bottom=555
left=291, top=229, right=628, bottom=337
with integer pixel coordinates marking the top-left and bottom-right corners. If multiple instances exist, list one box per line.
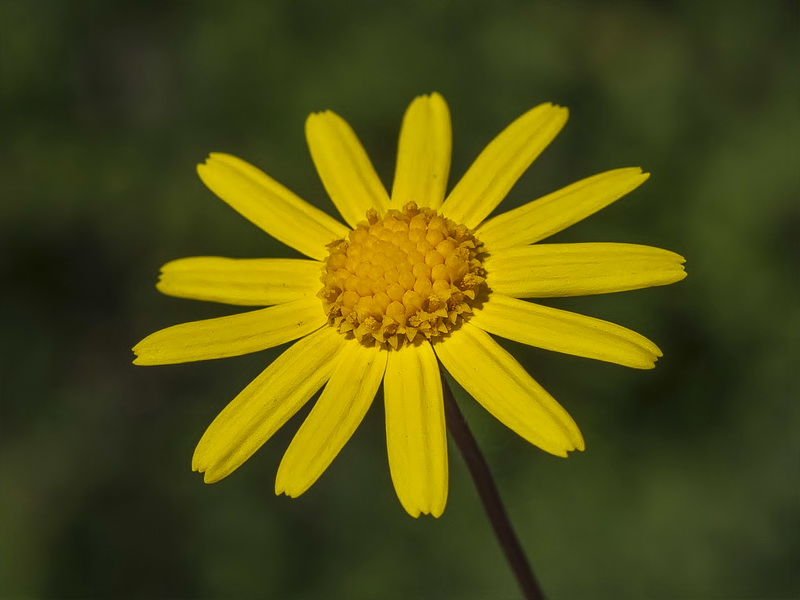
left=133, top=93, right=686, bottom=517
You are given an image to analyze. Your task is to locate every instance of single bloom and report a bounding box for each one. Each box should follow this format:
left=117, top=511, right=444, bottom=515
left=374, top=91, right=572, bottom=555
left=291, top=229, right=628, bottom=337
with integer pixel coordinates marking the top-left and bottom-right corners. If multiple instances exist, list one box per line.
left=134, top=93, right=686, bottom=517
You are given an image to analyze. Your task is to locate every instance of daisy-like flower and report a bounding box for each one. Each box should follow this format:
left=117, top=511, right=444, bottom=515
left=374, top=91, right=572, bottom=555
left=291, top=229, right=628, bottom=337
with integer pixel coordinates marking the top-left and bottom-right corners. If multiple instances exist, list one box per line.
left=134, top=93, right=686, bottom=518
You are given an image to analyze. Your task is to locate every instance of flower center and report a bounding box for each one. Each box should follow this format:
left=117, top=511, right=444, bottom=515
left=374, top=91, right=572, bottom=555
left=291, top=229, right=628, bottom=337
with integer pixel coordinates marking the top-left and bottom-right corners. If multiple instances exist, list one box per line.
left=319, top=202, right=486, bottom=349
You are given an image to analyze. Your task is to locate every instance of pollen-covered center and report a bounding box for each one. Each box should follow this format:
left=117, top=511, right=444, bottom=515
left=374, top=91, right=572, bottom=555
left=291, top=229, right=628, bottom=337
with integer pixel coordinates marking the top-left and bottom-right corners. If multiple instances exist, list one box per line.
left=319, top=202, right=486, bottom=349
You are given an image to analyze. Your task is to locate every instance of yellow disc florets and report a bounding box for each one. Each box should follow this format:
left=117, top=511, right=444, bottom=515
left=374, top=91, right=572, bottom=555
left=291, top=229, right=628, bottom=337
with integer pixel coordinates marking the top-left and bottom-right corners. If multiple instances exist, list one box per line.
left=319, top=202, right=486, bottom=349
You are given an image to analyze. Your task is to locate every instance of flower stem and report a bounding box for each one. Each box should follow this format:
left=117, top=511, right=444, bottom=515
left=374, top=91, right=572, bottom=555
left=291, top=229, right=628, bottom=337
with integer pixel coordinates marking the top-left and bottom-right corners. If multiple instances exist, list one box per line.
left=441, top=373, right=546, bottom=600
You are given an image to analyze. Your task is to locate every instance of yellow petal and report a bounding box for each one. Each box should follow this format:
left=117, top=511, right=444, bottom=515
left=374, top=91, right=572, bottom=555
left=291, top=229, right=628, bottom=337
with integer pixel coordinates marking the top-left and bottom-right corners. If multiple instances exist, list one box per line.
left=306, top=110, right=390, bottom=228
left=192, top=326, right=343, bottom=483
left=390, top=92, right=451, bottom=210
left=439, top=103, right=568, bottom=229
left=477, top=168, right=649, bottom=249
left=197, top=153, right=348, bottom=261
left=132, top=297, right=326, bottom=365
left=384, top=341, right=448, bottom=518
left=275, top=341, right=387, bottom=497
left=434, top=322, right=583, bottom=456
left=470, top=294, right=661, bottom=369
left=485, top=243, right=687, bottom=298
left=157, top=256, right=323, bottom=306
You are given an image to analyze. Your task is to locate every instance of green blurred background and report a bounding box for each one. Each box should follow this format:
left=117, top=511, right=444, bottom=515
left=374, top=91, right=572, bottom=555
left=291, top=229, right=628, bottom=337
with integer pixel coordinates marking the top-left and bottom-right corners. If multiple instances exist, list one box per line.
left=1, top=0, right=797, bottom=598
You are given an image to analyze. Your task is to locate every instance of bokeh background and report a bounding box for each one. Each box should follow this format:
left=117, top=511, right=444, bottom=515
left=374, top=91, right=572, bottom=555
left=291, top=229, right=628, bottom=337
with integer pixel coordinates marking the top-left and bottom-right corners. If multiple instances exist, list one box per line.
left=1, top=0, right=797, bottom=598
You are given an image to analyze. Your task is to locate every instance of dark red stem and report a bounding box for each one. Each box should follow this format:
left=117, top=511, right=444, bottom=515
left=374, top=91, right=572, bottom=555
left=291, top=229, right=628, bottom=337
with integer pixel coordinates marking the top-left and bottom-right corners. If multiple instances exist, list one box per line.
left=442, top=372, right=546, bottom=600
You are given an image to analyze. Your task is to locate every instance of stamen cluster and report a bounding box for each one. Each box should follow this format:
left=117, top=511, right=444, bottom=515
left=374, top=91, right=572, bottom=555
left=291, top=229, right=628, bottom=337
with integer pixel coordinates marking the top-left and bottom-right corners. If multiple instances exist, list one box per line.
left=319, top=202, right=486, bottom=348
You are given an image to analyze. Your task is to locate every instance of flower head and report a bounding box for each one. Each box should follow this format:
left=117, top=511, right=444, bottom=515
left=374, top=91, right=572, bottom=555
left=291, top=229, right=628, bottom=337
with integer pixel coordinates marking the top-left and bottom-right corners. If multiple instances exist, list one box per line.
left=133, top=93, right=686, bottom=517
left=319, top=202, right=487, bottom=347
